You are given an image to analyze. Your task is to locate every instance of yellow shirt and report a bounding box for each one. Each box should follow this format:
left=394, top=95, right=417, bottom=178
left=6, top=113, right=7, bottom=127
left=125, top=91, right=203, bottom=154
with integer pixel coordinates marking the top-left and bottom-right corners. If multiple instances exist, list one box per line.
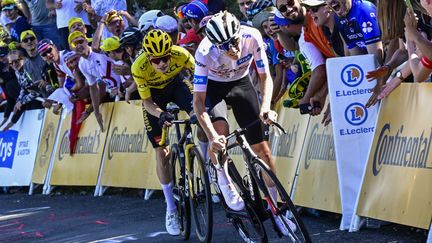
left=131, top=45, right=194, bottom=100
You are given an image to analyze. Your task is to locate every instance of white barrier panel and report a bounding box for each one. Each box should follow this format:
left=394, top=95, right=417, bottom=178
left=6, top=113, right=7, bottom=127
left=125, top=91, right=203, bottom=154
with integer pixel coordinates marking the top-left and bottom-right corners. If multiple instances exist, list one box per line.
left=326, top=54, right=378, bottom=230
left=354, top=83, right=432, bottom=230
left=0, top=109, right=44, bottom=186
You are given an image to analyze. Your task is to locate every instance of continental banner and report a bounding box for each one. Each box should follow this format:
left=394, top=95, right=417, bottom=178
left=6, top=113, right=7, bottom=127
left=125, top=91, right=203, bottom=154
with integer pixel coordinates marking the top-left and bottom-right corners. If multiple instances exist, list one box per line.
left=294, top=108, right=342, bottom=213
left=355, top=83, right=432, bottom=229
left=32, top=109, right=61, bottom=184
left=272, top=107, right=309, bottom=195
left=49, top=103, right=114, bottom=186
left=100, top=101, right=160, bottom=190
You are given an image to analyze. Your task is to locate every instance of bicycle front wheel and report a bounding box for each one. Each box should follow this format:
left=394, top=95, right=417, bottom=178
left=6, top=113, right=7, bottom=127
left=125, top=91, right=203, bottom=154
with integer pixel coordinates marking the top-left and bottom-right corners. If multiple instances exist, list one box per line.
left=188, top=146, right=213, bottom=243
left=170, top=144, right=191, bottom=240
left=253, top=158, right=311, bottom=243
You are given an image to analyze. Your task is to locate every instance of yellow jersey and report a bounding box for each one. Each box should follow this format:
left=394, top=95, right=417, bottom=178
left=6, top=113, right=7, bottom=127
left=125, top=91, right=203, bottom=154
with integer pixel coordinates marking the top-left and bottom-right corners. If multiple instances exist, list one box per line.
left=131, top=45, right=194, bottom=100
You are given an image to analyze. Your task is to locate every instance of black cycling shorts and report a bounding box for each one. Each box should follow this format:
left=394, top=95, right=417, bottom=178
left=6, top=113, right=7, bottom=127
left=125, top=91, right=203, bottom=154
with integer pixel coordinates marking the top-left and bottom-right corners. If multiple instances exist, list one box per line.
left=205, top=75, right=269, bottom=145
left=143, top=76, right=193, bottom=148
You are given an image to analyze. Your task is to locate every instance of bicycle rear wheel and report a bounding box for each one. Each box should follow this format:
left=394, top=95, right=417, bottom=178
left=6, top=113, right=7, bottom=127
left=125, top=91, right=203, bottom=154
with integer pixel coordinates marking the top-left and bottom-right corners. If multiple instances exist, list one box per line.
left=253, top=158, right=311, bottom=243
left=170, top=144, right=191, bottom=240
left=188, top=146, right=213, bottom=242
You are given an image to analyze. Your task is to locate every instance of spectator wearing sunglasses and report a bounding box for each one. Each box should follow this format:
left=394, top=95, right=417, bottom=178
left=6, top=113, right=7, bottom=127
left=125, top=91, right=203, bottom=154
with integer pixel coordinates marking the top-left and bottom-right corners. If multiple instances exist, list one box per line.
left=325, top=0, right=383, bottom=63
left=20, top=30, right=52, bottom=98
left=68, top=30, right=120, bottom=131
left=273, top=0, right=335, bottom=116
left=3, top=49, right=44, bottom=132
left=1, top=0, right=31, bottom=42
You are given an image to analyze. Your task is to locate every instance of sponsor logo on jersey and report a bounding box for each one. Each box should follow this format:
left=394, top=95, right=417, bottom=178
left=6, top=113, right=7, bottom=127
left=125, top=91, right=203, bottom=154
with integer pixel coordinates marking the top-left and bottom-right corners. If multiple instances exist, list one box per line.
left=193, top=75, right=208, bottom=85
left=236, top=54, right=252, bottom=66
left=256, top=60, right=264, bottom=68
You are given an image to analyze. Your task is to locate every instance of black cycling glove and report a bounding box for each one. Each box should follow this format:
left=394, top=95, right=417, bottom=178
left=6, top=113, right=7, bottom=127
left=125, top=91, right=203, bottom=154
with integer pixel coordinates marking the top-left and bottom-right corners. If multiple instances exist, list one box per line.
left=158, top=111, right=174, bottom=127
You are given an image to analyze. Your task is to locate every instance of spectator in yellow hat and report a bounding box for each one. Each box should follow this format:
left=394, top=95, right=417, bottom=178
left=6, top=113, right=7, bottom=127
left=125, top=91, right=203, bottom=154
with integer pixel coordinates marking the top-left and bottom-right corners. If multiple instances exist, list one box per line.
left=1, top=0, right=31, bottom=42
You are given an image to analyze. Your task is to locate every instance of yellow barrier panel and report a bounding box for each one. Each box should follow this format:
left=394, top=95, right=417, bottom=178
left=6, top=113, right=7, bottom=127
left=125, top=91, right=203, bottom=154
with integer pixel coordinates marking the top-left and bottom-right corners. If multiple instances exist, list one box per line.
left=100, top=101, right=160, bottom=190
left=273, top=107, right=310, bottom=194
left=294, top=110, right=342, bottom=213
left=356, top=83, right=432, bottom=229
left=32, top=109, right=60, bottom=184
left=49, top=103, right=114, bottom=186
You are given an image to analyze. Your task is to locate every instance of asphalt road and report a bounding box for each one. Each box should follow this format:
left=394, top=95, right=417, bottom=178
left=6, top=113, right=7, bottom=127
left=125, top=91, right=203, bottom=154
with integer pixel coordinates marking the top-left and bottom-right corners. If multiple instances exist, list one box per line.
left=0, top=188, right=428, bottom=243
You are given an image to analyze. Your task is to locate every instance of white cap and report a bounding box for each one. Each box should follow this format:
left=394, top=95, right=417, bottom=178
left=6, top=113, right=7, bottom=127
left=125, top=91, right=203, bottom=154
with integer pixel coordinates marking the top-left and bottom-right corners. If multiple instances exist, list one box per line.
left=153, top=15, right=178, bottom=34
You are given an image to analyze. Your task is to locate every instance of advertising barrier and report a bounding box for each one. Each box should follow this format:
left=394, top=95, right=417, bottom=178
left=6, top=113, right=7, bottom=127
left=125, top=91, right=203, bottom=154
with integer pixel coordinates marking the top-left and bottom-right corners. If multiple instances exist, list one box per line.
left=31, top=109, right=60, bottom=186
left=354, top=83, right=432, bottom=230
left=0, top=109, right=44, bottom=186
left=293, top=110, right=341, bottom=213
left=273, top=107, right=309, bottom=195
left=327, top=54, right=379, bottom=230
left=48, top=103, right=113, bottom=186
left=99, top=101, right=160, bottom=191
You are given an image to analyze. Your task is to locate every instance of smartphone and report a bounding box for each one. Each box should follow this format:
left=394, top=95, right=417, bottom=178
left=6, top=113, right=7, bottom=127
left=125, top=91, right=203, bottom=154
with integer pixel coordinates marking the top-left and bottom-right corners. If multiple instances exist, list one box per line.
left=404, top=0, right=414, bottom=12
left=299, top=102, right=321, bottom=115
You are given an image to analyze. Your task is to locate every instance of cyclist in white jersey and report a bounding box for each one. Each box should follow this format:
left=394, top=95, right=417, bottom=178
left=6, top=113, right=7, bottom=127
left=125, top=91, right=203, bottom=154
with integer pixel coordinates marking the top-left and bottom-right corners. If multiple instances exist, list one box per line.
left=193, top=11, right=294, bottom=236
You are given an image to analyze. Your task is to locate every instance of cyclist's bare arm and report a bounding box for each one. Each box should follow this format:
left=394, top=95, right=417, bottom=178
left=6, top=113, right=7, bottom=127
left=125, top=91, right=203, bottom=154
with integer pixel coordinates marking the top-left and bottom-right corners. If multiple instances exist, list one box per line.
left=258, top=72, right=277, bottom=123
left=193, top=91, right=218, bottom=141
left=142, top=97, right=164, bottom=118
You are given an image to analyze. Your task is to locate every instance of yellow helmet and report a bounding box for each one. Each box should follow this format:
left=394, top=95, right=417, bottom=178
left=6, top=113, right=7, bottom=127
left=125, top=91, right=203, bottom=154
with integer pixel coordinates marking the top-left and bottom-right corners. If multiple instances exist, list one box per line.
left=143, top=29, right=172, bottom=57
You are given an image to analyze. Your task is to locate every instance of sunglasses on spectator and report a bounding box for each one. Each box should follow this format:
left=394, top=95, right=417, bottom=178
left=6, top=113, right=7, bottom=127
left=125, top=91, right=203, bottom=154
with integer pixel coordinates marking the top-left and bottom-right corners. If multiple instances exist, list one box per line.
left=217, top=37, right=240, bottom=52
left=108, top=19, right=122, bottom=26
left=41, top=47, right=53, bottom=57
left=308, top=4, right=325, bottom=13
left=9, top=58, right=22, bottom=65
left=22, top=36, right=36, bottom=43
left=106, top=48, right=123, bottom=55
left=150, top=55, right=171, bottom=65
left=278, top=0, right=295, bottom=13
left=71, top=38, right=85, bottom=48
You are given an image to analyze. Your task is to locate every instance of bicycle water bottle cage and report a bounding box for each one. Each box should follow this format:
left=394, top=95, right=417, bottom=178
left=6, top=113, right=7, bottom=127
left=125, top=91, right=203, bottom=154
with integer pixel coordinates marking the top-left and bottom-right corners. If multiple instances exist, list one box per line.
left=166, top=102, right=180, bottom=114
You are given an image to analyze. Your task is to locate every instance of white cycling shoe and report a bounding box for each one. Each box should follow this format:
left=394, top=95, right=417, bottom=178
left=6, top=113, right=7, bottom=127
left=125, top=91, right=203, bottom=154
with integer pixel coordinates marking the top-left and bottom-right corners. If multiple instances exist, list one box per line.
left=274, top=214, right=297, bottom=236
left=166, top=210, right=181, bottom=236
left=219, top=183, right=245, bottom=211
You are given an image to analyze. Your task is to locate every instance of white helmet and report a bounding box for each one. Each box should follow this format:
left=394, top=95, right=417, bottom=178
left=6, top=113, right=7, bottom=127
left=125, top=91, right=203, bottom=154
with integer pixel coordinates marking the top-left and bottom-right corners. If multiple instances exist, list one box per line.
left=138, top=10, right=164, bottom=33
left=205, top=11, right=240, bottom=44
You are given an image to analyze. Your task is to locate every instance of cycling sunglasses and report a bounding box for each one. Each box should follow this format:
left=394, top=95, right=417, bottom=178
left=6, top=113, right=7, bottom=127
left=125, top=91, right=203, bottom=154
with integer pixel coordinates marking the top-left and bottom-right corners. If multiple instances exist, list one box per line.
left=22, top=36, right=36, bottom=43
left=278, top=0, right=295, bottom=13
left=150, top=55, right=171, bottom=64
left=41, top=47, right=53, bottom=57
left=217, top=37, right=240, bottom=52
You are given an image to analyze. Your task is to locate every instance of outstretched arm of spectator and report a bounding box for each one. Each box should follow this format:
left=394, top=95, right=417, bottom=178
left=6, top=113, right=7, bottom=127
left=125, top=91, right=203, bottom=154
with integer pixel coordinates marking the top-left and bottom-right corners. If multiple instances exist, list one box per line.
left=91, top=13, right=109, bottom=53
left=271, top=63, right=284, bottom=106
left=89, top=83, right=104, bottom=132
left=405, top=9, right=432, bottom=61
left=366, top=41, right=384, bottom=66
left=406, top=38, right=431, bottom=82
left=118, top=10, right=138, bottom=27
left=17, top=0, right=31, bottom=23
left=299, top=64, right=327, bottom=115
left=377, top=63, right=412, bottom=100
left=71, top=70, right=85, bottom=92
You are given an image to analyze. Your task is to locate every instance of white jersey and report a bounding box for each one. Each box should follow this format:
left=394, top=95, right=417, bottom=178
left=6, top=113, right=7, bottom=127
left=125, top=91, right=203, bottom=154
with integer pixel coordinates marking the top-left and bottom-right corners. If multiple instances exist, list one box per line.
left=78, top=49, right=121, bottom=89
left=55, top=50, right=74, bottom=78
left=193, top=26, right=270, bottom=92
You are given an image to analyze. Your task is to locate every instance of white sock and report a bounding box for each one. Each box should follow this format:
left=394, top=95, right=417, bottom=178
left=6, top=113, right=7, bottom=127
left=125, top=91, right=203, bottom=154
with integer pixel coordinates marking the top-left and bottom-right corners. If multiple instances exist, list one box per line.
left=216, top=167, right=230, bottom=186
left=198, top=141, right=209, bottom=162
left=161, top=183, right=176, bottom=213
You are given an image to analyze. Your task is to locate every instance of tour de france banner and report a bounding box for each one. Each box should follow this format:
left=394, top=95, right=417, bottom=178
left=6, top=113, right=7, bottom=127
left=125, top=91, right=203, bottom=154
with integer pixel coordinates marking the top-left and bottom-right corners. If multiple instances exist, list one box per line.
left=272, top=107, right=310, bottom=195
left=32, top=109, right=61, bottom=185
left=326, top=54, right=379, bottom=230
left=0, top=109, right=44, bottom=186
left=294, top=103, right=342, bottom=214
left=49, top=103, right=114, bottom=186
left=100, top=101, right=160, bottom=190
left=354, top=83, right=432, bottom=230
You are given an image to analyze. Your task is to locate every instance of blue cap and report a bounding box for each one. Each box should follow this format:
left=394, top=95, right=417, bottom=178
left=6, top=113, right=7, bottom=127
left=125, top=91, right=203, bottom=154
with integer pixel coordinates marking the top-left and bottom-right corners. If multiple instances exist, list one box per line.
left=183, top=0, right=209, bottom=20
left=274, top=10, right=292, bottom=26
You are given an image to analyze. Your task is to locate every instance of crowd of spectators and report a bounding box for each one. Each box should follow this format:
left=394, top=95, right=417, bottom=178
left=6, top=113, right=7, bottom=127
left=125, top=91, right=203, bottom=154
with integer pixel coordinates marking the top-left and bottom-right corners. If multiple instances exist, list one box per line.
left=0, top=0, right=430, bottom=137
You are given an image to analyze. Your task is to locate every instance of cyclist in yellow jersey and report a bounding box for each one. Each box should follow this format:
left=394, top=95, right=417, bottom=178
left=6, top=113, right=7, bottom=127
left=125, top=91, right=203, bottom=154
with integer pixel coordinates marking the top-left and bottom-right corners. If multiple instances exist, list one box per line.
left=131, top=29, right=194, bottom=236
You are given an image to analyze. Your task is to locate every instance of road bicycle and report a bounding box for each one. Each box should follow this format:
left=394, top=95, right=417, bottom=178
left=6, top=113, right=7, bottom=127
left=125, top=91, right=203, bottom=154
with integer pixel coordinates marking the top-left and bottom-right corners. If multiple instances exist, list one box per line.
left=207, top=119, right=312, bottom=243
left=159, top=103, right=213, bottom=242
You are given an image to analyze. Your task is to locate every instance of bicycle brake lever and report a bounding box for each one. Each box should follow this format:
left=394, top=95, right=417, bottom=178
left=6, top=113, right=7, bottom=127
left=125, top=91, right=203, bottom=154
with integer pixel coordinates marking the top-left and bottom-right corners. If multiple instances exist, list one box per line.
left=272, top=122, right=287, bottom=134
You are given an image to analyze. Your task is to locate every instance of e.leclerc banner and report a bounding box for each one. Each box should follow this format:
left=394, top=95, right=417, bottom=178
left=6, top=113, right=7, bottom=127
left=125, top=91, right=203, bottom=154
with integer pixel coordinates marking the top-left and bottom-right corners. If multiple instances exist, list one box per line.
left=326, top=54, right=378, bottom=230
left=0, top=109, right=44, bottom=186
